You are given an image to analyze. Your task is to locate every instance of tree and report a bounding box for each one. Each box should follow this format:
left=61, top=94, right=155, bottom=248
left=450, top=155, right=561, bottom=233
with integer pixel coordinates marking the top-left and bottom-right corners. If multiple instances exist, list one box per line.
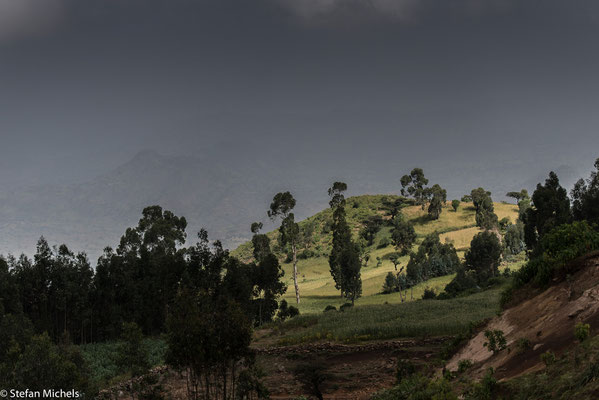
left=391, top=217, right=417, bottom=255
left=571, top=158, right=599, bottom=226
left=504, top=222, right=526, bottom=255
left=400, top=168, right=430, bottom=208
left=464, top=231, right=502, bottom=284
left=268, top=192, right=301, bottom=304
left=251, top=253, right=286, bottom=325
left=523, top=172, right=571, bottom=253
left=117, top=322, right=149, bottom=377
left=405, top=233, right=460, bottom=285
left=507, top=189, right=531, bottom=221
left=471, top=188, right=498, bottom=230
left=167, top=231, right=262, bottom=400
left=427, top=184, right=447, bottom=220
left=94, top=205, right=188, bottom=337
left=382, top=272, right=398, bottom=294
left=451, top=199, right=460, bottom=212
left=359, top=215, right=383, bottom=246
left=328, top=182, right=362, bottom=305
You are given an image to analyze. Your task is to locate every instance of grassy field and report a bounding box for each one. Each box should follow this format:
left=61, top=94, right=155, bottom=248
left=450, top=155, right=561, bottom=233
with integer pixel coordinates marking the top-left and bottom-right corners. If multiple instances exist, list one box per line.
left=259, top=197, right=519, bottom=314
left=261, top=283, right=508, bottom=345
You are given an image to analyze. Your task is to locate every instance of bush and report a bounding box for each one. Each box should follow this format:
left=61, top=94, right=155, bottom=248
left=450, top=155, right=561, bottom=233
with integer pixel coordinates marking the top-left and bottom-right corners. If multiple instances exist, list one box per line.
left=323, top=305, right=337, bottom=312
left=377, top=237, right=391, bottom=249
left=297, top=249, right=315, bottom=259
left=575, top=322, right=591, bottom=342
left=483, top=330, right=507, bottom=354
left=396, top=359, right=416, bottom=383
left=512, top=221, right=599, bottom=289
left=382, top=272, right=398, bottom=294
left=515, top=338, right=531, bottom=354
left=117, top=322, right=149, bottom=377
left=339, top=303, right=353, bottom=312
left=422, top=287, right=436, bottom=300
left=279, top=300, right=300, bottom=321
left=458, top=359, right=473, bottom=373
left=540, top=351, right=556, bottom=366
left=452, top=200, right=460, bottom=212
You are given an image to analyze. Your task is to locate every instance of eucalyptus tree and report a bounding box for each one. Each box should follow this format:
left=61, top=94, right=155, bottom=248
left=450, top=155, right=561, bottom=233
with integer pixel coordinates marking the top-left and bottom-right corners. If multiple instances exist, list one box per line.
left=328, top=182, right=362, bottom=305
left=268, top=192, right=301, bottom=304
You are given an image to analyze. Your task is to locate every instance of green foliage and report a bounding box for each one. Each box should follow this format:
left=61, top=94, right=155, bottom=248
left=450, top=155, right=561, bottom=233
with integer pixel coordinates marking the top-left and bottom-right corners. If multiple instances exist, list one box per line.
left=571, top=158, right=599, bottom=226
left=575, top=322, right=591, bottom=342
left=406, top=232, right=461, bottom=286
left=471, top=188, right=498, bottom=230
left=540, top=351, right=555, bottom=366
left=443, top=266, right=478, bottom=298
left=116, top=322, right=149, bottom=377
left=293, top=361, right=331, bottom=400
left=464, top=231, right=502, bottom=285
left=328, top=182, right=362, bottom=304
left=396, top=359, right=416, bottom=383
left=504, top=221, right=526, bottom=255
left=457, top=359, right=473, bottom=373
left=377, top=237, right=391, bottom=249
left=360, top=215, right=384, bottom=246
left=323, top=305, right=337, bottom=312
left=510, top=221, right=599, bottom=290
left=383, top=272, right=399, bottom=294
left=523, top=172, right=571, bottom=253
left=401, top=168, right=430, bottom=207
left=274, top=288, right=503, bottom=344
left=422, top=287, right=437, bottom=300
left=451, top=200, right=460, bottom=212
left=279, top=300, right=300, bottom=321
left=483, top=330, right=507, bottom=354
left=372, top=374, right=458, bottom=400
left=391, top=217, right=417, bottom=255
left=515, top=337, right=531, bottom=354
left=466, top=368, right=498, bottom=400
left=427, top=184, right=447, bottom=220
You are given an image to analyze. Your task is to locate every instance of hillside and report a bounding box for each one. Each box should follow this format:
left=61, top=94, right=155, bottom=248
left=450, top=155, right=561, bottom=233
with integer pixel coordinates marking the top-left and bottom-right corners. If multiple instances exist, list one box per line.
left=447, top=252, right=599, bottom=381
left=233, top=194, right=519, bottom=313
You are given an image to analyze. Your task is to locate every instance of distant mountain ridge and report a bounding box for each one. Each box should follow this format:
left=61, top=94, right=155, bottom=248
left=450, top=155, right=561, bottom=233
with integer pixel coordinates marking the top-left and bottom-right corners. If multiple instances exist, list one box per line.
left=0, top=149, right=589, bottom=264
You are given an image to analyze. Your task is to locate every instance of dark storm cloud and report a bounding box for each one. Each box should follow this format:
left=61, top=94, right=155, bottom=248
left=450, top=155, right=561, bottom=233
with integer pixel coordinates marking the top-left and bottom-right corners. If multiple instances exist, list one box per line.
left=0, top=0, right=598, bottom=185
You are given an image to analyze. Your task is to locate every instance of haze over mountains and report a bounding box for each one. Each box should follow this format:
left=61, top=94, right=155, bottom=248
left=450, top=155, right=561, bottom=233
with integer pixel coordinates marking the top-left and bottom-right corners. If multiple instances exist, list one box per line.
left=0, top=142, right=592, bottom=264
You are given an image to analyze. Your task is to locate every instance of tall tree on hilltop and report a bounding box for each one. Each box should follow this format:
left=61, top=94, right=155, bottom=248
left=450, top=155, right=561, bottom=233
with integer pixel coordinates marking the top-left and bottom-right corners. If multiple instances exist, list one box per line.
left=400, top=168, right=430, bottom=208
left=426, top=184, right=447, bottom=220
left=571, top=158, right=599, bottom=227
left=328, top=182, right=362, bottom=305
left=523, top=172, right=571, bottom=254
left=268, top=192, right=301, bottom=304
left=471, top=188, right=498, bottom=230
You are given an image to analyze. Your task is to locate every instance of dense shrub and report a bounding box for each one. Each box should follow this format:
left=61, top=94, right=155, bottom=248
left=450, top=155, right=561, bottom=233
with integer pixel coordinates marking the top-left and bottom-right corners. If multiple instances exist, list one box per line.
left=483, top=330, right=507, bottom=354
left=396, top=359, right=416, bottom=383
left=323, top=305, right=337, bottom=312
left=511, top=221, right=599, bottom=289
left=575, top=322, right=591, bottom=342
left=422, top=287, right=436, bottom=300
left=279, top=300, right=300, bottom=320
left=406, top=233, right=460, bottom=285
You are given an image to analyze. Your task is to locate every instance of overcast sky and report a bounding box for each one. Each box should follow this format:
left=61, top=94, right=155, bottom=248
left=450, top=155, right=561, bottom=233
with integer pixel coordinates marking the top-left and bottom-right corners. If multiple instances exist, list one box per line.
left=1, top=0, right=598, bottom=188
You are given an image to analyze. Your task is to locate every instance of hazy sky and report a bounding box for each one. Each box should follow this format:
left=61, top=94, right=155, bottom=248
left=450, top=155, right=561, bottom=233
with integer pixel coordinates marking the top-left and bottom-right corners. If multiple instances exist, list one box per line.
left=1, top=0, right=599, bottom=187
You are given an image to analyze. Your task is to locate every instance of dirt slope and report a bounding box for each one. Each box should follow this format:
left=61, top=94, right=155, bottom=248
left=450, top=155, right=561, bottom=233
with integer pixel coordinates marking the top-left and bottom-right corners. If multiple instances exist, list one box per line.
left=447, top=254, right=599, bottom=380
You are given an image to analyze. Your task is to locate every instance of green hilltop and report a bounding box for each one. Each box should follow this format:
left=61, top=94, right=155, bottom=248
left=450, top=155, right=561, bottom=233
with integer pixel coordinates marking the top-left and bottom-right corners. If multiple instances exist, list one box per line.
left=232, top=194, right=519, bottom=314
